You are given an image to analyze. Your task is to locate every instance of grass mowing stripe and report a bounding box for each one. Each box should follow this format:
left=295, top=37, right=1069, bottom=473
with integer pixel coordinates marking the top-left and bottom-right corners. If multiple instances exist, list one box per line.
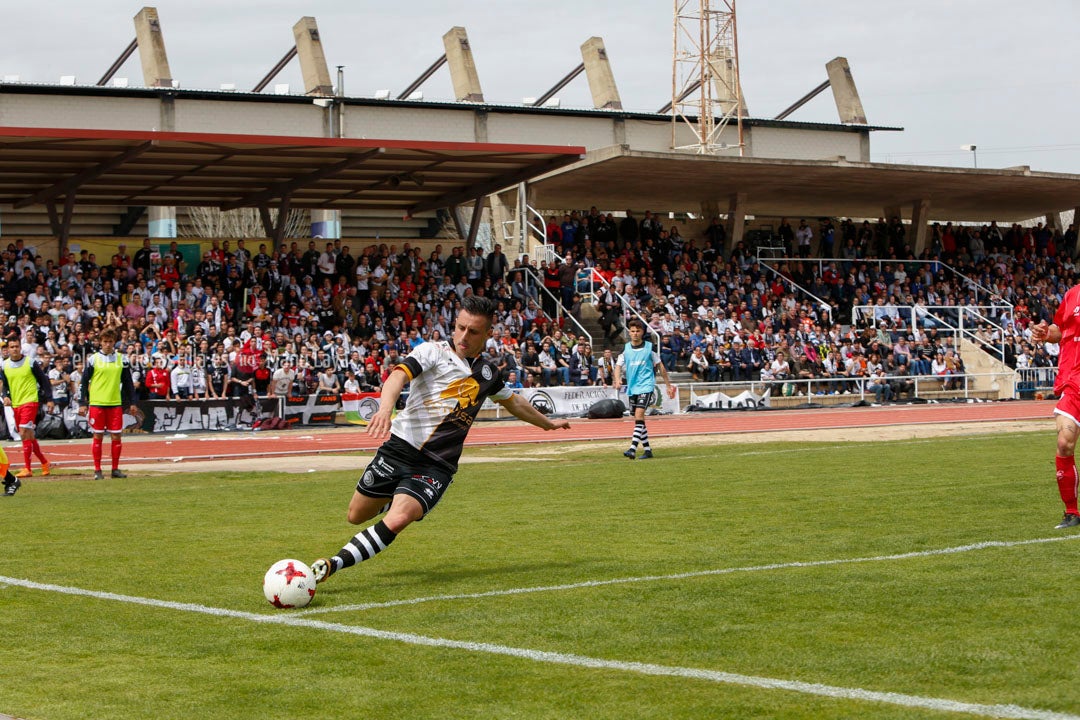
left=295, top=534, right=1080, bottom=616
left=0, top=575, right=1075, bottom=720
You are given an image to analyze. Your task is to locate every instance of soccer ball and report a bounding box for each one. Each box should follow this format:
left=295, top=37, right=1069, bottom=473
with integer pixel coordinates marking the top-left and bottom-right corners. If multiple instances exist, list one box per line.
left=263, top=559, right=317, bottom=609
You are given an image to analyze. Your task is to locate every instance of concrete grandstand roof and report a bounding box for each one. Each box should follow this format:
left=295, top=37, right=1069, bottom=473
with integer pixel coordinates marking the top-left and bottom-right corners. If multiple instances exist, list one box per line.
left=0, top=126, right=585, bottom=216
left=529, top=145, right=1080, bottom=223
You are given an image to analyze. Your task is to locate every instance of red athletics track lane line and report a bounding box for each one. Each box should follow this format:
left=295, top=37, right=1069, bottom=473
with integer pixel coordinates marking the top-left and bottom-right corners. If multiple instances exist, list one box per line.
left=20, top=400, right=1055, bottom=470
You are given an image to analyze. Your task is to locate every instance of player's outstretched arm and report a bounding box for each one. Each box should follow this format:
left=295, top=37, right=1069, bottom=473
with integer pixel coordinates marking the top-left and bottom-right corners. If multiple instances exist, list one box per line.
left=498, top=393, right=571, bottom=431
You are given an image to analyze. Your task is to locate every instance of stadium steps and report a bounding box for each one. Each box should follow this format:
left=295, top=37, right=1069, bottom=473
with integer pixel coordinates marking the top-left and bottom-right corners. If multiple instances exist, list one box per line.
left=959, top=337, right=1016, bottom=398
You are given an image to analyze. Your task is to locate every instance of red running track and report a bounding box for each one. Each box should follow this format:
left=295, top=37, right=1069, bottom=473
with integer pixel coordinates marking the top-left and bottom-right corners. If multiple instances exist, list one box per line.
left=27, top=400, right=1055, bottom=470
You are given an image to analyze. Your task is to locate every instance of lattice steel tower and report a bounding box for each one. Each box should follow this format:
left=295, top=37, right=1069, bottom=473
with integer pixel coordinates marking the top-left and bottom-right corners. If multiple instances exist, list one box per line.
left=671, top=0, right=745, bottom=154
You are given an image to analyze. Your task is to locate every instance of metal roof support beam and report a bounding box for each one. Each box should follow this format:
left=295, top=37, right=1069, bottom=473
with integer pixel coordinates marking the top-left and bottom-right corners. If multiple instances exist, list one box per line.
left=397, top=54, right=448, bottom=100
left=13, top=141, right=153, bottom=209
left=97, top=38, right=138, bottom=87
left=253, top=46, right=298, bottom=93
left=774, top=80, right=830, bottom=121
left=409, top=155, right=582, bottom=215
left=657, top=78, right=700, bottom=115
left=258, top=206, right=274, bottom=238
left=464, top=196, right=484, bottom=247
left=47, top=193, right=77, bottom=255
left=258, top=197, right=293, bottom=243
left=533, top=63, right=584, bottom=107
left=113, top=205, right=147, bottom=236
left=220, top=148, right=384, bottom=211
left=448, top=203, right=468, bottom=241
left=45, top=203, right=62, bottom=238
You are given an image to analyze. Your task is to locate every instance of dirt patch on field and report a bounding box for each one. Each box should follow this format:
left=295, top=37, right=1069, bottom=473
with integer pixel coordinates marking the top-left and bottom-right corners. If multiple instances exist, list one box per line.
left=120, top=419, right=1046, bottom=476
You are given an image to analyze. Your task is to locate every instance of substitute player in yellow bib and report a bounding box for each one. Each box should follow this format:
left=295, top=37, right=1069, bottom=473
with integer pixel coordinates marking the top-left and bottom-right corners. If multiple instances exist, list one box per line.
left=0, top=335, right=54, bottom=479
left=78, top=328, right=137, bottom=480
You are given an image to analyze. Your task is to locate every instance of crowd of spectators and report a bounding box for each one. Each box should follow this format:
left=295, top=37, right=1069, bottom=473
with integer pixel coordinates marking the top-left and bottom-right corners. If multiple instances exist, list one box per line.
left=547, top=209, right=1075, bottom=398
left=0, top=207, right=1073, bottom=409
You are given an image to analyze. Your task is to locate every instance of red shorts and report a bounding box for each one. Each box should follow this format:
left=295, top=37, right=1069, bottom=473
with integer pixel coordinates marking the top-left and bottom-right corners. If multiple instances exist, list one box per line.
left=1054, top=391, right=1080, bottom=427
left=88, top=406, right=124, bottom=434
left=13, top=402, right=38, bottom=430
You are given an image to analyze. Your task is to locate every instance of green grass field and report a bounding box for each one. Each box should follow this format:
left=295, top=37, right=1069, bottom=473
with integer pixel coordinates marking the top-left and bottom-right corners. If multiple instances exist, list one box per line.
left=2, top=432, right=1079, bottom=720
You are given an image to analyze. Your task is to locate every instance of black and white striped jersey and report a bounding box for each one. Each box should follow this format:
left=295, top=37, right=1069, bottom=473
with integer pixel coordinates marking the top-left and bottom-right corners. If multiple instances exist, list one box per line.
left=391, top=341, right=511, bottom=472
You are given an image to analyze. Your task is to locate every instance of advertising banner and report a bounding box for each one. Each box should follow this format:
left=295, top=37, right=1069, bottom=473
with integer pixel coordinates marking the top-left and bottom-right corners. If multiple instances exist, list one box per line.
left=688, top=387, right=772, bottom=410
left=282, top=394, right=340, bottom=426
left=137, top=397, right=280, bottom=433
left=513, top=384, right=680, bottom=417
left=340, top=392, right=383, bottom=425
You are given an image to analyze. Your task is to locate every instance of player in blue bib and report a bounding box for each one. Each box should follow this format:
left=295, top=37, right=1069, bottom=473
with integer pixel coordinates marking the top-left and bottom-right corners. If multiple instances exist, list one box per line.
left=614, top=318, right=676, bottom=459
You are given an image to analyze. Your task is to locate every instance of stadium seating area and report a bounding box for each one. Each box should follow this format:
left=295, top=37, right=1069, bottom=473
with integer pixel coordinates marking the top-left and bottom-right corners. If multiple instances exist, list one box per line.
left=2, top=210, right=1074, bottom=406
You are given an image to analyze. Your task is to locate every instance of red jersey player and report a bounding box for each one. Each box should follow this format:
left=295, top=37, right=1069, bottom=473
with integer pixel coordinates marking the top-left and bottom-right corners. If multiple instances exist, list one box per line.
left=1032, top=284, right=1080, bottom=528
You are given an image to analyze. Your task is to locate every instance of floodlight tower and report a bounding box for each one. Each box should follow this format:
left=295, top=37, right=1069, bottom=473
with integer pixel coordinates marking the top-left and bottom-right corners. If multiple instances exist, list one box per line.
left=671, top=0, right=744, bottom=155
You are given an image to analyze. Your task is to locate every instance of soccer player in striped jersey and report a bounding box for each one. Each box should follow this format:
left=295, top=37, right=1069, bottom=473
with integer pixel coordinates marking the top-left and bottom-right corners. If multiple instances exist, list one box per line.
left=0, top=335, right=54, bottom=479
left=78, top=328, right=137, bottom=480
left=311, top=296, right=571, bottom=584
left=613, top=318, right=676, bottom=460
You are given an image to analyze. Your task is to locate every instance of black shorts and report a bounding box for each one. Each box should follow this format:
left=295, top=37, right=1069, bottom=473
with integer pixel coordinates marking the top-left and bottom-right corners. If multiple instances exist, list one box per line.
left=627, top=391, right=655, bottom=411
left=355, top=435, right=454, bottom=516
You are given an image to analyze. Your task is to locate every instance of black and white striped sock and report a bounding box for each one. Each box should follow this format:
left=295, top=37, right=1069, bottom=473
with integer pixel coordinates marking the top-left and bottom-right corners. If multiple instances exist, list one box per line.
left=638, top=420, right=651, bottom=450
left=631, top=420, right=646, bottom=449
left=331, top=520, right=397, bottom=572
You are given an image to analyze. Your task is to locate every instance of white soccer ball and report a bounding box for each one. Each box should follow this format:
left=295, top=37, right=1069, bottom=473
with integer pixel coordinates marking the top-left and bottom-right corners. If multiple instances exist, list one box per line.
left=263, top=559, right=317, bottom=609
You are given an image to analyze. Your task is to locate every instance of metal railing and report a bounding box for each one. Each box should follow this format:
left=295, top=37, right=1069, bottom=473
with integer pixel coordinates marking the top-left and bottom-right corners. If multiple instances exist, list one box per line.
left=852, top=304, right=1006, bottom=363
left=758, top=261, right=834, bottom=326
left=756, top=254, right=1010, bottom=313
left=1016, top=366, right=1057, bottom=398
left=684, top=371, right=1002, bottom=404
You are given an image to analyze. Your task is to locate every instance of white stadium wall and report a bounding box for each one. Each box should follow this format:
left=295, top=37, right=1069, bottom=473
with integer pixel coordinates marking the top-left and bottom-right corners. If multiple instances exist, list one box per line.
left=749, top=126, right=865, bottom=162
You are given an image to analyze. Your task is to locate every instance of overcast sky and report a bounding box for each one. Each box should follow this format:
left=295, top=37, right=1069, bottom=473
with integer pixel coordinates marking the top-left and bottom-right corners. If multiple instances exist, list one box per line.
left=4, top=0, right=1078, bottom=173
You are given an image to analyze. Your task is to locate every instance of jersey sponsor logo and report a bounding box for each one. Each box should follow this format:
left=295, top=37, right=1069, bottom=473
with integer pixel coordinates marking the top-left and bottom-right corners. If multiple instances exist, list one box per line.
left=375, top=456, right=395, bottom=475
left=412, top=473, right=443, bottom=491
left=439, top=377, right=480, bottom=409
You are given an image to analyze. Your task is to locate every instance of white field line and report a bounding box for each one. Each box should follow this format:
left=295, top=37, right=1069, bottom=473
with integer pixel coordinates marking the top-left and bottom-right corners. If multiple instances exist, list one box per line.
left=0, top=575, right=1075, bottom=720
left=296, top=535, right=1080, bottom=616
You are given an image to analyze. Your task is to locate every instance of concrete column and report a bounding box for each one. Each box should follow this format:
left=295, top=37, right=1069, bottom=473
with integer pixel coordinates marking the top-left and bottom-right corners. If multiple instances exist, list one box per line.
left=489, top=189, right=518, bottom=253
left=883, top=205, right=903, bottom=222
left=293, top=17, right=334, bottom=96
left=1073, top=206, right=1080, bottom=260
left=134, top=7, right=173, bottom=88
left=148, top=206, right=176, bottom=238
left=825, top=57, right=867, bottom=125
left=442, top=27, right=484, bottom=102
left=1045, top=211, right=1062, bottom=231
left=311, top=209, right=340, bottom=239
left=473, top=109, right=488, bottom=143
left=612, top=117, right=626, bottom=145
left=706, top=49, right=745, bottom=117
left=725, top=193, right=747, bottom=257
left=911, top=198, right=931, bottom=256
left=580, top=37, right=622, bottom=110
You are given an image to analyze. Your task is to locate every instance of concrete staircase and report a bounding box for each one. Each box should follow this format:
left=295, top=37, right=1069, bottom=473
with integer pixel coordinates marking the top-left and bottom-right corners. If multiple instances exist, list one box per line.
left=959, top=337, right=1016, bottom=398
left=578, top=303, right=625, bottom=353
